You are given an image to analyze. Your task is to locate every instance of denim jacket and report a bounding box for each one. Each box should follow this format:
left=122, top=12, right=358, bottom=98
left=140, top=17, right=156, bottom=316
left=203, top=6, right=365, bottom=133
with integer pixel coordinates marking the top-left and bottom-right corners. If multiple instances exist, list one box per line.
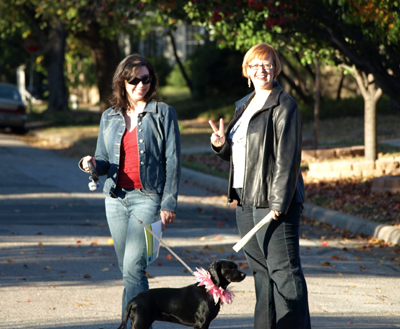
left=89, top=100, right=181, bottom=213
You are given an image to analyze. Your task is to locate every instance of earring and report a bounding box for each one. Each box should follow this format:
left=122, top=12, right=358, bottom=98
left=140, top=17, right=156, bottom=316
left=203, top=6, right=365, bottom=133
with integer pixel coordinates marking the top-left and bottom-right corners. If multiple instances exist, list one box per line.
left=248, top=77, right=251, bottom=88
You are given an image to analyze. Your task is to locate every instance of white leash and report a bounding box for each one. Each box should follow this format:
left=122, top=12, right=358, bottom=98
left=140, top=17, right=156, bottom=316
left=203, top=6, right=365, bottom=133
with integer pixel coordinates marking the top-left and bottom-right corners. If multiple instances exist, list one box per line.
left=232, top=212, right=274, bottom=252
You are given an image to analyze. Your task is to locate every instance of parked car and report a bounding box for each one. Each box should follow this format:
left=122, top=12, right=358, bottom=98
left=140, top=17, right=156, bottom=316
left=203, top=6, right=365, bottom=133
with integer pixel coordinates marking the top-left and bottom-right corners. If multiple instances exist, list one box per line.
left=0, top=82, right=27, bottom=133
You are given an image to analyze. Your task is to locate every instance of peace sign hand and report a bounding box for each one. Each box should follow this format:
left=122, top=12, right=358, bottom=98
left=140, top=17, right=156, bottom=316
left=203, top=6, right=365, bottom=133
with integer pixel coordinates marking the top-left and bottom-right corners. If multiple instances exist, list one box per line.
left=209, top=118, right=226, bottom=148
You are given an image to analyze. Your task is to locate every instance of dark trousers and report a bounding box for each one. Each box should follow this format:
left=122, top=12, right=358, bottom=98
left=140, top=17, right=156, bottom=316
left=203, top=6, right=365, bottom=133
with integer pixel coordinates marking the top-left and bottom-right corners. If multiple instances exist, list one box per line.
left=235, top=193, right=311, bottom=329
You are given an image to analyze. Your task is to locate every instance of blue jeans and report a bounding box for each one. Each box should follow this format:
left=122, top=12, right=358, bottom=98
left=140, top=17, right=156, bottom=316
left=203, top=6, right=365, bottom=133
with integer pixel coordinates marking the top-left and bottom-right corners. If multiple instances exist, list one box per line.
left=235, top=190, right=311, bottom=329
left=105, top=187, right=161, bottom=322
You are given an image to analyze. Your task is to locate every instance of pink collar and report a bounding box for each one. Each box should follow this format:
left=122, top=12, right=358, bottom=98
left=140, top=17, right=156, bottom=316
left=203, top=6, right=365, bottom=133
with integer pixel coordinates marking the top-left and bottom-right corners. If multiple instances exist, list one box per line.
left=194, top=267, right=234, bottom=305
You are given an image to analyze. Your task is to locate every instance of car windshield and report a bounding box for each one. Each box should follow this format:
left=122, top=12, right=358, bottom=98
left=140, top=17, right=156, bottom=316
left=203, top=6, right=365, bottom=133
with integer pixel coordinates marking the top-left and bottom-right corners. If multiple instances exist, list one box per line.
left=0, top=86, right=22, bottom=101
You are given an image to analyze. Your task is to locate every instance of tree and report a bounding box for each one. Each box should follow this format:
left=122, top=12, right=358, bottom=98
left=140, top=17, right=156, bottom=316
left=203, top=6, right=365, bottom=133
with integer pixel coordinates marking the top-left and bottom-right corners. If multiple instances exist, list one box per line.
left=1, top=1, right=146, bottom=113
left=166, top=0, right=400, bottom=160
left=0, top=1, right=70, bottom=112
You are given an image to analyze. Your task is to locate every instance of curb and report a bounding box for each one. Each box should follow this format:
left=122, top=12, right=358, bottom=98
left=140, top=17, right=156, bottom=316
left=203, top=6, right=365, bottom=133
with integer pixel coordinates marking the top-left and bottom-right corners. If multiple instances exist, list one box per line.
left=302, top=203, right=400, bottom=245
left=181, top=167, right=400, bottom=246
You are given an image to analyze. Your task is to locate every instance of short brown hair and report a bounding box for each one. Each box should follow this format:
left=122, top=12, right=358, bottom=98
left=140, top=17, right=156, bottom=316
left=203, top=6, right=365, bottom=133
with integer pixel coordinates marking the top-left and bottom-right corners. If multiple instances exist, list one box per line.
left=110, top=54, right=158, bottom=111
left=242, top=43, right=281, bottom=78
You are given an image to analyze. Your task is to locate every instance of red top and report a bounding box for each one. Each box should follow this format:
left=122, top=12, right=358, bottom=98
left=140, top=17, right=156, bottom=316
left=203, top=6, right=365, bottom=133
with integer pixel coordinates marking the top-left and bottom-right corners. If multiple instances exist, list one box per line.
left=117, top=127, right=143, bottom=189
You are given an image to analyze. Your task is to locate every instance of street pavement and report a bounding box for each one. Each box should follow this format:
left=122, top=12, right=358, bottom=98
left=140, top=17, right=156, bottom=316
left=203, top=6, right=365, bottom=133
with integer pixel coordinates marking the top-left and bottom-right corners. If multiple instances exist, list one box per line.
left=1, top=132, right=400, bottom=329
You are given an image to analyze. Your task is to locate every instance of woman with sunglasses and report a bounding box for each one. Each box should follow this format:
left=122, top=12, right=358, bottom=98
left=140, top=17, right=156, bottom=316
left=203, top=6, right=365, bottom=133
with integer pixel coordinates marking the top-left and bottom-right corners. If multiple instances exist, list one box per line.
left=209, top=43, right=311, bottom=329
left=79, top=54, right=180, bottom=324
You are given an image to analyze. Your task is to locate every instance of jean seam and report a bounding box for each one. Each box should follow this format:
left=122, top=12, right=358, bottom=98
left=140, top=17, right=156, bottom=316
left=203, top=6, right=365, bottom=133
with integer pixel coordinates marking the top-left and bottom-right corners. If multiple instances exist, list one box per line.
left=283, top=220, right=298, bottom=303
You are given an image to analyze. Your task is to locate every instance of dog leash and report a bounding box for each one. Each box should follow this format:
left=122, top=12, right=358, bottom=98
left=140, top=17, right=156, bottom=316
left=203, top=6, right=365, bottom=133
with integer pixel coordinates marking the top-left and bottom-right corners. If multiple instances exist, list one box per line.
left=87, top=162, right=194, bottom=275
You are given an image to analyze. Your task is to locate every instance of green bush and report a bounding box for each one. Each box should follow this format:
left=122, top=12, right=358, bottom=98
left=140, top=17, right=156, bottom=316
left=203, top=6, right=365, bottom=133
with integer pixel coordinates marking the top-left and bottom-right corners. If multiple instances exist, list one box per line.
left=166, top=60, right=192, bottom=88
left=189, top=41, right=248, bottom=100
left=147, top=56, right=173, bottom=87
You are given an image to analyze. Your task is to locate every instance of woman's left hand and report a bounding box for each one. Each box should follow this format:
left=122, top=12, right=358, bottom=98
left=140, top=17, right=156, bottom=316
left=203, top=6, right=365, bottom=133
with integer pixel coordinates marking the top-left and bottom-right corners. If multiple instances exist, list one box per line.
left=270, top=209, right=282, bottom=220
left=160, top=210, right=176, bottom=232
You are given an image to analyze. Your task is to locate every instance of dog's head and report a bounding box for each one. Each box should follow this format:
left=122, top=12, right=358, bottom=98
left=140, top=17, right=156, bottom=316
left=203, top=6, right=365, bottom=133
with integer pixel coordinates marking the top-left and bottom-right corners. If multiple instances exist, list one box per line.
left=207, top=260, right=246, bottom=289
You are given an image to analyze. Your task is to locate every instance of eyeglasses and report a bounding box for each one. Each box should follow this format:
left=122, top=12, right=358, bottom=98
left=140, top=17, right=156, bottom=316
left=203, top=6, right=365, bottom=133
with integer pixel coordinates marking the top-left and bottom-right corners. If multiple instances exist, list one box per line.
left=127, top=75, right=152, bottom=85
left=248, top=63, right=274, bottom=70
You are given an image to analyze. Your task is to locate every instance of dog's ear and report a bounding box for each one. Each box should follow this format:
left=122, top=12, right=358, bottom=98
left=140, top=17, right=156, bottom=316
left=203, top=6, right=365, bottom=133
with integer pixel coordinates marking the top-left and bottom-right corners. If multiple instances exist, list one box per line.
left=208, top=261, right=221, bottom=286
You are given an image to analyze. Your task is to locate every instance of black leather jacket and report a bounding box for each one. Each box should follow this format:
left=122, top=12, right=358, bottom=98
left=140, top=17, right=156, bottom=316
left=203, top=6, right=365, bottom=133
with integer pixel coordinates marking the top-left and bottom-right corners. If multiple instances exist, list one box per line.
left=213, top=82, right=304, bottom=214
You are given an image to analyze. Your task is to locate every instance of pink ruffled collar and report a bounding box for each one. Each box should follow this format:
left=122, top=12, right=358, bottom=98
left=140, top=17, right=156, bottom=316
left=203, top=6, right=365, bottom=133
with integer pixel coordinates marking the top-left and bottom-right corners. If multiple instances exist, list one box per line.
left=194, top=267, right=234, bottom=305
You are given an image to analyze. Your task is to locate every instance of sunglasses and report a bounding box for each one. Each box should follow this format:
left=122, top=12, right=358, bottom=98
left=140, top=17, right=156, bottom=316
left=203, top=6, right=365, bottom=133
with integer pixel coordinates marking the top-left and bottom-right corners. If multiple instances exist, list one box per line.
left=127, top=74, right=152, bottom=85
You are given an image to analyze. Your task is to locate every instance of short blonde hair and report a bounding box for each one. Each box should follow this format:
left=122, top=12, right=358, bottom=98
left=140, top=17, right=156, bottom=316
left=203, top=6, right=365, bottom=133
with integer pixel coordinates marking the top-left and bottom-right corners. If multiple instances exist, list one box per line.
left=242, top=43, right=282, bottom=78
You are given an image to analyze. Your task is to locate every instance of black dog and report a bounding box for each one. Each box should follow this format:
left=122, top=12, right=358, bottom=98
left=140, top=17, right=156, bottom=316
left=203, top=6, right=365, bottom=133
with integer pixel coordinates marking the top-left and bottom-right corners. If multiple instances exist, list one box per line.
left=117, top=259, right=246, bottom=329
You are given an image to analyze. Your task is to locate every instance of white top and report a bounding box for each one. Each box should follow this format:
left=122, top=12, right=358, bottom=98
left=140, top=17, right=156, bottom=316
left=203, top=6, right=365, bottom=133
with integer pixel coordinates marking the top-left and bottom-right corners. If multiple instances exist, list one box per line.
left=228, top=96, right=266, bottom=188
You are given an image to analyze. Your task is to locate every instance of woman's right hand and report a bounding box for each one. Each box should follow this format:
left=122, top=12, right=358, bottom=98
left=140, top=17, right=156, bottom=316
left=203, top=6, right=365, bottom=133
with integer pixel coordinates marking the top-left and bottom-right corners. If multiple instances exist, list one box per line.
left=209, top=118, right=226, bottom=147
left=82, top=156, right=96, bottom=172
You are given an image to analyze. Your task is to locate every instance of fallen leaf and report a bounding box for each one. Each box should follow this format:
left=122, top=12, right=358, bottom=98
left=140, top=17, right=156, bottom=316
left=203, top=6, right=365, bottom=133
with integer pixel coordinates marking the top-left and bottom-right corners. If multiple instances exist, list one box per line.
left=107, top=238, right=114, bottom=245
left=76, top=240, right=82, bottom=244
left=199, top=237, right=206, bottom=241
left=7, top=260, right=15, bottom=263
left=183, top=269, right=188, bottom=273
left=87, top=250, right=93, bottom=253
left=44, top=266, right=51, bottom=270
left=38, top=242, right=44, bottom=247
left=337, top=272, right=343, bottom=276
left=215, top=235, right=222, bottom=239
left=321, top=241, right=329, bottom=247
left=157, top=263, right=163, bottom=266
left=218, top=248, right=225, bottom=253
left=332, top=255, right=340, bottom=260
left=84, top=274, right=91, bottom=279
left=203, top=245, right=212, bottom=250
left=238, top=262, right=249, bottom=269
left=101, top=268, right=109, bottom=272
left=216, top=221, right=224, bottom=226
left=166, top=254, right=173, bottom=260
left=321, top=262, right=331, bottom=267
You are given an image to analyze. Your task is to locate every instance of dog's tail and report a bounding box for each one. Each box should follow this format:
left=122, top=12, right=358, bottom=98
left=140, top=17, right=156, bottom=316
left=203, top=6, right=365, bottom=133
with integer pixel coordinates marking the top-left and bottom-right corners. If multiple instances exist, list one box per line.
left=117, top=303, right=133, bottom=329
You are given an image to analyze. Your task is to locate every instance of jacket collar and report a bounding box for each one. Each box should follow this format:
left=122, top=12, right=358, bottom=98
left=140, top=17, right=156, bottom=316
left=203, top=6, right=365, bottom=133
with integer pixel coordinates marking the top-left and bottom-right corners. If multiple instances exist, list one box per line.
left=235, top=81, right=283, bottom=111
left=108, top=99, right=157, bottom=116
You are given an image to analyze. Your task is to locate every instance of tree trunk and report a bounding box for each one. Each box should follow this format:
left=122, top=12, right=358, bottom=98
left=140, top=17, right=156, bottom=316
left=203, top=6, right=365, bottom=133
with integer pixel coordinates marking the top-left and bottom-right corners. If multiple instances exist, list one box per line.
left=43, top=21, right=69, bottom=112
left=344, top=65, right=383, bottom=162
left=77, top=22, right=120, bottom=112
left=25, top=5, right=70, bottom=112
left=313, top=60, right=320, bottom=150
left=336, top=70, right=345, bottom=100
left=364, top=96, right=378, bottom=162
left=167, top=29, right=192, bottom=92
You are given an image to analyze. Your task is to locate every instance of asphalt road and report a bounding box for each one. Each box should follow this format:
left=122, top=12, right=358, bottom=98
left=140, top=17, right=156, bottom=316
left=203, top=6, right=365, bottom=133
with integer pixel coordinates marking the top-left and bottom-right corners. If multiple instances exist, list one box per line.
left=1, top=132, right=400, bottom=329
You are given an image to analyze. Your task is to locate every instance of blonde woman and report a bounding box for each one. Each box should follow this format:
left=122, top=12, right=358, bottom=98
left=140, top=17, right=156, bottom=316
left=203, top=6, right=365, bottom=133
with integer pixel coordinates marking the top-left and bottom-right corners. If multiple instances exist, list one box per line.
left=209, top=43, right=311, bottom=329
